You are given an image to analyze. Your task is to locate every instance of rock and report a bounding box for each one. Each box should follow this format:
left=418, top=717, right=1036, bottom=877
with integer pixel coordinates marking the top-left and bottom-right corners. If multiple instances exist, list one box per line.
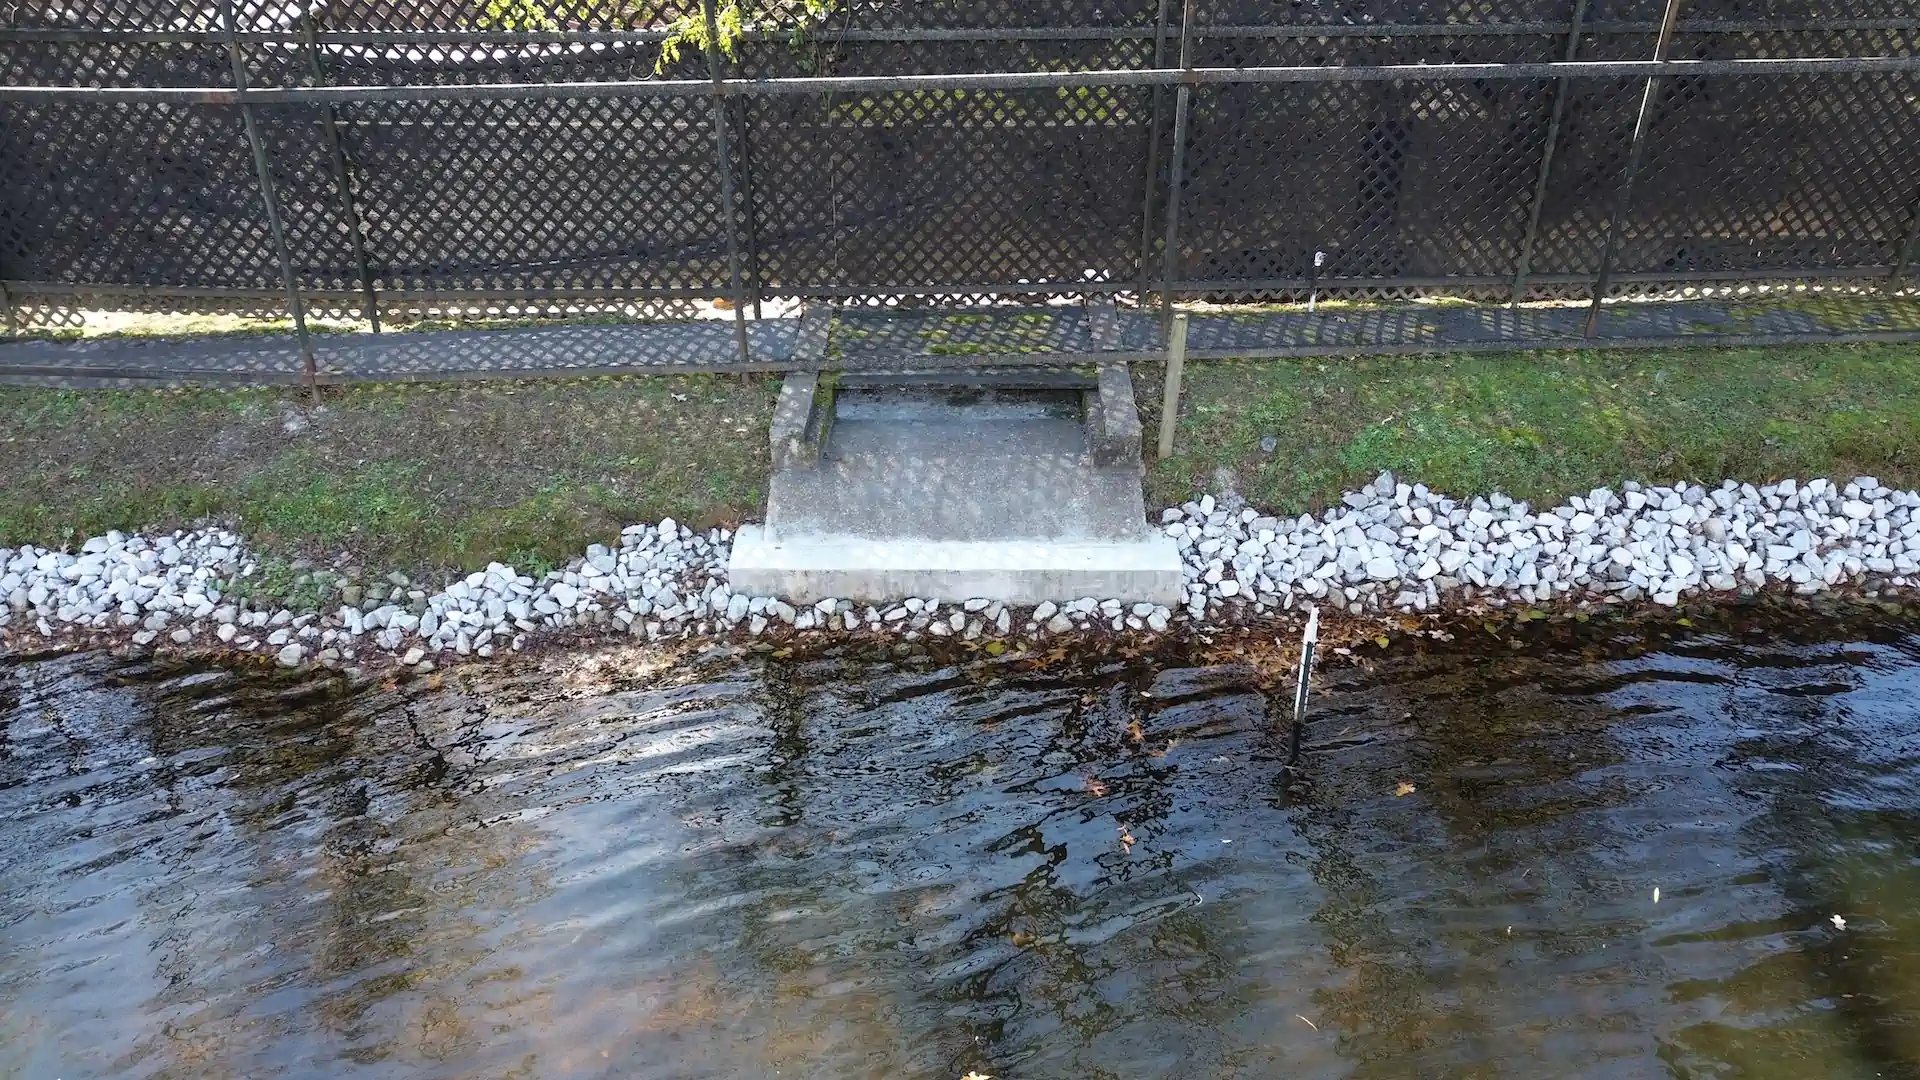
left=1045, top=613, right=1074, bottom=634
left=276, top=643, right=307, bottom=667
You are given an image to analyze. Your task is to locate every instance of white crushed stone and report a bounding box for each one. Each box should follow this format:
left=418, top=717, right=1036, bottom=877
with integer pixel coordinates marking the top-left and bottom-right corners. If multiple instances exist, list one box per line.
left=2, top=473, right=1916, bottom=669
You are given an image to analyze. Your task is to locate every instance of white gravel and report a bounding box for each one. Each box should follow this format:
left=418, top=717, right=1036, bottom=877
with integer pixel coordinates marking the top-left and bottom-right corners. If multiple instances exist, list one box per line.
left=2, top=473, right=1916, bottom=669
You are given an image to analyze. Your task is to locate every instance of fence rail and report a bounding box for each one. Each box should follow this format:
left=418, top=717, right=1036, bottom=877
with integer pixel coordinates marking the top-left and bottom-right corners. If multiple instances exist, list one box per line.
left=4, top=0, right=1920, bottom=372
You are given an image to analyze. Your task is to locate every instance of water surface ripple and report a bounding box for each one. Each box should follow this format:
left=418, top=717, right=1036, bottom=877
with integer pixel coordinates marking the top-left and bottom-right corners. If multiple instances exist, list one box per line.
left=6, top=617, right=1920, bottom=1079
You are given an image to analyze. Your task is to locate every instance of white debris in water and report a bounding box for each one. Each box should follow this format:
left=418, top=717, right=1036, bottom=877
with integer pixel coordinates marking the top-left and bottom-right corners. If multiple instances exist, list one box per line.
left=1, top=472, right=1916, bottom=668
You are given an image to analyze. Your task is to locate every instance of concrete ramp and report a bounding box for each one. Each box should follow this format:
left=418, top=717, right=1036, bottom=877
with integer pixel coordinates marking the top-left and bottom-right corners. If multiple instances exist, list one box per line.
left=729, top=369, right=1183, bottom=605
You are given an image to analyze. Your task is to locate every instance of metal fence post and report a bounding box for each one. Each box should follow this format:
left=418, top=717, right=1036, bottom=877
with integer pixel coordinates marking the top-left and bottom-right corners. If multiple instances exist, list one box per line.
left=1888, top=187, right=1920, bottom=294
left=1510, top=0, right=1590, bottom=304
left=301, top=6, right=381, bottom=332
left=1158, top=0, right=1198, bottom=346
left=220, top=0, right=321, bottom=399
left=0, top=281, right=18, bottom=336
left=1157, top=312, right=1189, bottom=460
left=702, top=0, right=753, bottom=367
left=1585, top=0, right=1686, bottom=338
left=1134, top=0, right=1173, bottom=303
left=734, top=98, right=765, bottom=320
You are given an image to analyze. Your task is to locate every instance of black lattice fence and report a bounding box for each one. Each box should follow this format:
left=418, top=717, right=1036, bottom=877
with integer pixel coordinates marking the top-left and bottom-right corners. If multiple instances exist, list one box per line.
left=3, top=0, right=1919, bottom=355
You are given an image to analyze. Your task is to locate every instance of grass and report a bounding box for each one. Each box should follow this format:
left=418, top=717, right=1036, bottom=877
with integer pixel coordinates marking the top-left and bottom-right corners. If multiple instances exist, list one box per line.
left=6, top=341, right=1920, bottom=584
left=1147, top=343, right=1920, bottom=515
left=0, top=375, right=776, bottom=580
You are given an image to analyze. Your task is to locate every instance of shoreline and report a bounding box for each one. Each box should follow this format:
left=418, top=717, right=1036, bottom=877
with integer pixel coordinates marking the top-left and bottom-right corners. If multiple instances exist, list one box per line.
left=5, top=472, right=1916, bottom=676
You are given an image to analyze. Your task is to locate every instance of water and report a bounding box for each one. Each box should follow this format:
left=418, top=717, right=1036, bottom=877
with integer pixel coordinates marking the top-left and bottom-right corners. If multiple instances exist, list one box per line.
left=7, top=612, right=1920, bottom=1079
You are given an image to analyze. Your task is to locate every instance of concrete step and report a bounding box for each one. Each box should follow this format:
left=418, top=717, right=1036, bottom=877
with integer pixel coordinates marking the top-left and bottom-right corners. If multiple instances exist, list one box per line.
left=836, top=370, right=1098, bottom=391
left=730, top=365, right=1181, bottom=604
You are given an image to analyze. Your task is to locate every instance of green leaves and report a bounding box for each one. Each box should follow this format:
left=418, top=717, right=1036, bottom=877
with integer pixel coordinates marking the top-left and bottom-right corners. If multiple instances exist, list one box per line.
left=479, top=0, right=560, bottom=32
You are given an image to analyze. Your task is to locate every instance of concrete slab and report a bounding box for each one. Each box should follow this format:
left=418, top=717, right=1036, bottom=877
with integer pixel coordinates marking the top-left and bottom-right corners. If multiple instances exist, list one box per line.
left=729, top=525, right=1184, bottom=605
left=765, top=389, right=1149, bottom=542
left=731, top=382, right=1180, bottom=604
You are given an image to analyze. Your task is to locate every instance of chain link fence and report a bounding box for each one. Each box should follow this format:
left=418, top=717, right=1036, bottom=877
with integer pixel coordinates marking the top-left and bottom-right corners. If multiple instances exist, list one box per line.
left=4, top=0, right=1919, bottom=358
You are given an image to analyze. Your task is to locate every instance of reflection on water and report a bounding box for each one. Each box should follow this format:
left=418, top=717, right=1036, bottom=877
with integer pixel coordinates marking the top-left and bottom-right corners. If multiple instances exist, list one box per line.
left=6, top=611, right=1920, bottom=1079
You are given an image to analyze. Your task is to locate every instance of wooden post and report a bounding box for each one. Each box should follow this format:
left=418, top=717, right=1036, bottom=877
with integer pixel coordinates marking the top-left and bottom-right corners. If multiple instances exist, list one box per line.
left=1156, top=312, right=1188, bottom=460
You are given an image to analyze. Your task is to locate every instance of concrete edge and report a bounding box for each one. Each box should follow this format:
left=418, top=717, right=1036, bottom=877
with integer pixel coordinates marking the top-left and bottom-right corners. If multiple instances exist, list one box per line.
left=770, top=370, right=825, bottom=470
left=1089, top=362, right=1143, bottom=467
left=728, top=524, right=1185, bottom=606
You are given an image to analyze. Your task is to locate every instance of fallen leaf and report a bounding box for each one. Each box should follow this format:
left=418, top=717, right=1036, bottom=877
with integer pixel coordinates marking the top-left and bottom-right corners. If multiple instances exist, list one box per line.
left=1374, top=635, right=1390, bottom=648
left=983, top=641, right=1007, bottom=656
left=1084, top=776, right=1110, bottom=797
left=1394, top=781, right=1417, bottom=797
left=1118, top=825, right=1136, bottom=853
left=1126, top=719, right=1145, bottom=744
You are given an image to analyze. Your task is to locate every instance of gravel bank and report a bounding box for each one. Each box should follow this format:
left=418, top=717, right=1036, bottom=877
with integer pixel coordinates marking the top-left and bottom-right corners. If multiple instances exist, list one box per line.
left=4, top=472, right=1917, bottom=670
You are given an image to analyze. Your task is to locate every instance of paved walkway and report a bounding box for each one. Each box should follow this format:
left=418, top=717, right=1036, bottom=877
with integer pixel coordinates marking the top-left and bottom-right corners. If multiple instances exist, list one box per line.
left=4, top=297, right=1918, bottom=388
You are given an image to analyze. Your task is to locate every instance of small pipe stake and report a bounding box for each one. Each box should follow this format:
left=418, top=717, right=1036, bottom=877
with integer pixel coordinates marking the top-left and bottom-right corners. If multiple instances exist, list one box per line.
left=1156, top=312, right=1188, bottom=460
left=1288, top=605, right=1319, bottom=767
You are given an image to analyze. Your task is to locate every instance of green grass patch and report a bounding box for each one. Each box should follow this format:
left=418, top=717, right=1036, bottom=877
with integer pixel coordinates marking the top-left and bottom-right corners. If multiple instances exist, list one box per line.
left=1149, top=343, right=1920, bottom=515
left=9, top=341, right=1920, bottom=581
left=0, top=374, right=777, bottom=580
